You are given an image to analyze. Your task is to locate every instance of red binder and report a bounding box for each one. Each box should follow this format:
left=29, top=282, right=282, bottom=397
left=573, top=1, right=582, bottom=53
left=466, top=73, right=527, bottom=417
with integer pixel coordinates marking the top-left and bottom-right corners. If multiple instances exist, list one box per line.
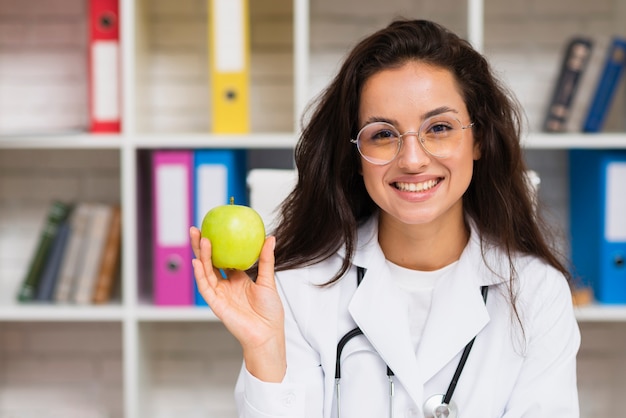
left=88, top=0, right=121, bottom=133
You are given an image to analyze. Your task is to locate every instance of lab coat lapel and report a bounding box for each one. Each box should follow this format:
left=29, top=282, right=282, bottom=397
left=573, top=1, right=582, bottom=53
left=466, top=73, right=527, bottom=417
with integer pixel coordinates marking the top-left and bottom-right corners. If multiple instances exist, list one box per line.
left=348, top=222, right=425, bottom=408
left=415, top=227, right=492, bottom=384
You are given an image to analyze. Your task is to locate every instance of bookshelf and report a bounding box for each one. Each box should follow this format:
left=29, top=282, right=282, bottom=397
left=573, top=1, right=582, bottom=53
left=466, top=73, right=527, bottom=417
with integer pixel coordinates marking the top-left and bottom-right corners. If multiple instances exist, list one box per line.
left=1, top=0, right=625, bottom=416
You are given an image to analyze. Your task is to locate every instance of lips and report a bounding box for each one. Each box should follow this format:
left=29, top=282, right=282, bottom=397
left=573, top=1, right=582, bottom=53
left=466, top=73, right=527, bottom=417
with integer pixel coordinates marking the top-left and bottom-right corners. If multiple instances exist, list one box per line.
left=393, top=178, right=441, bottom=192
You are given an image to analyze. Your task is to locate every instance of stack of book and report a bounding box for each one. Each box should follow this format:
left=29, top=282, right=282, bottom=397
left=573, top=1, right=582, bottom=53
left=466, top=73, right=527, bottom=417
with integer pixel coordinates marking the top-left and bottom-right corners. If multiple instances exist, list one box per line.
left=543, top=36, right=626, bottom=133
left=16, top=200, right=122, bottom=305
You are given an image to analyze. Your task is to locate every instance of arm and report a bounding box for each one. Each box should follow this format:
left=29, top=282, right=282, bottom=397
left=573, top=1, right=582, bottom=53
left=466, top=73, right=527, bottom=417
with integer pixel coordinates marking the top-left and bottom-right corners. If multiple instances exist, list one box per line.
left=503, top=268, right=581, bottom=417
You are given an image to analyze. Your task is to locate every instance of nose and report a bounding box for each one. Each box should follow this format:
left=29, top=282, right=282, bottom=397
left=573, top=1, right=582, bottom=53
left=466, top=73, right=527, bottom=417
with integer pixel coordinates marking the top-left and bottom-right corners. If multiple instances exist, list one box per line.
left=396, top=132, right=431, bottom=167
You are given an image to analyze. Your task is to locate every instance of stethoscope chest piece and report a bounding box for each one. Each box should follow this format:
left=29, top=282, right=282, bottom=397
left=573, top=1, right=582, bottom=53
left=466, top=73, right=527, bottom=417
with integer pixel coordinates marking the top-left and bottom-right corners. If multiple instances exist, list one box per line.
left=423, top=394, right=458, bottom=418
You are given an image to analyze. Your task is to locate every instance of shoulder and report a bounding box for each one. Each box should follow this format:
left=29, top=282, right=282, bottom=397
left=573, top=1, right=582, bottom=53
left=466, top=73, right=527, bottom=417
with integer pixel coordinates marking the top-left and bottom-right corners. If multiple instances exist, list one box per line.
left=514, top=255, right=575, bottom=318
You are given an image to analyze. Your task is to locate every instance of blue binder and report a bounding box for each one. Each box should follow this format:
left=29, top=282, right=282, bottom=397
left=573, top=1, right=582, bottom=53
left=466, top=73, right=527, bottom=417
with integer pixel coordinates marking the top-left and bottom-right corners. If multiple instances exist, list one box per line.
left=570, top=150, right=626, bottom=303
left=192, top=149, right=248, bottom=306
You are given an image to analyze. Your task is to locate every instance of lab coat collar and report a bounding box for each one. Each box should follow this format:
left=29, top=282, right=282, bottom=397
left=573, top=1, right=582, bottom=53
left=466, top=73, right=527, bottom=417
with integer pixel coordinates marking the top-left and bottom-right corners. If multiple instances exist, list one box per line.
left=345, top=215, right=506, bottom=409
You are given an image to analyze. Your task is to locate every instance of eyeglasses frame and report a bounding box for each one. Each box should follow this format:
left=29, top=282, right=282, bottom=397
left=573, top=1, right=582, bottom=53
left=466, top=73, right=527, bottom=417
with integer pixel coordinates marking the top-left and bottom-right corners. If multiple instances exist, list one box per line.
left=350, top=116, right=475, bottom=165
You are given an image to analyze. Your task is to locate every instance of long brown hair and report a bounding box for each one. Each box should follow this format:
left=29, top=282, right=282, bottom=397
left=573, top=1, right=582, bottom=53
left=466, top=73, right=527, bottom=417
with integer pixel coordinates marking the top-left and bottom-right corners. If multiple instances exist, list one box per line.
left=271, top=19, right=570, bottom=292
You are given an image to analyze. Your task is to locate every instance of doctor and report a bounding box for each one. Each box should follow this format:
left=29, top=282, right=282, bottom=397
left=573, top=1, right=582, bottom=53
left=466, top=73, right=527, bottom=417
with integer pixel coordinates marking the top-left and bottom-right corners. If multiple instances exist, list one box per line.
left=190, top=19, right=580, bottom=417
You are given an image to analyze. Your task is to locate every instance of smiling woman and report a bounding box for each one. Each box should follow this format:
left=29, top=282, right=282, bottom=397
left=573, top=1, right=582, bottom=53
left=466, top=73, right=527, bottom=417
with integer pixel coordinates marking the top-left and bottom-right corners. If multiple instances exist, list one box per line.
left=190, top=19, right=580, bottom=418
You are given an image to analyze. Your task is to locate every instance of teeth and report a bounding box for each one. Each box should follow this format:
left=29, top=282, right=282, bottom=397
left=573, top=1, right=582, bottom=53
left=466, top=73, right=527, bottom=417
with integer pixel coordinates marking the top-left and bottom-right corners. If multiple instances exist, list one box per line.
left=395, top=179, right=439, bottom=192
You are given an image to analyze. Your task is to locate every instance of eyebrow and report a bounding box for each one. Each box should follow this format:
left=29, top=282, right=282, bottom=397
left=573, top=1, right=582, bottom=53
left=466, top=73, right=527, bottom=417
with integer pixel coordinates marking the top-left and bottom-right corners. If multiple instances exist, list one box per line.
left=422, top=106, right=459, bottom=119
left=362, top=106, right=460, bottom=127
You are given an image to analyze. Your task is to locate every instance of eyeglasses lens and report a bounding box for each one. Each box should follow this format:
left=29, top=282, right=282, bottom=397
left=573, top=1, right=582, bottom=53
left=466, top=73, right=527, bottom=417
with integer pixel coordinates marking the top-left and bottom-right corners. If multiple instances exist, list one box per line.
left=355, top=115, right=468, bottom=164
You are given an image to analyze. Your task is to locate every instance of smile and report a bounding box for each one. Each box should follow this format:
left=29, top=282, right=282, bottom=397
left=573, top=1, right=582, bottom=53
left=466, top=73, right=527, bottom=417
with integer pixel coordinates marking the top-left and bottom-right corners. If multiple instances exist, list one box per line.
left=393, top=179, right=440, bottom=192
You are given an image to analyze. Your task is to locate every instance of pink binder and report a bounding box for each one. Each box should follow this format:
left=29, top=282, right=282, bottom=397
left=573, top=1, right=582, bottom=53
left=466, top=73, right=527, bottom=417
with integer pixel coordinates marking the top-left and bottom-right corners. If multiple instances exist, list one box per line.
left=152, top=150, right=194, bottom=305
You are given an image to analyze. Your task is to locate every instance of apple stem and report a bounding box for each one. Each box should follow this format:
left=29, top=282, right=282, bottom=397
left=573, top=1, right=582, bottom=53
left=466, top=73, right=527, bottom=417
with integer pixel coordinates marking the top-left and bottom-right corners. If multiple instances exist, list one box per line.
left=230, top=196, right=234, bottom=205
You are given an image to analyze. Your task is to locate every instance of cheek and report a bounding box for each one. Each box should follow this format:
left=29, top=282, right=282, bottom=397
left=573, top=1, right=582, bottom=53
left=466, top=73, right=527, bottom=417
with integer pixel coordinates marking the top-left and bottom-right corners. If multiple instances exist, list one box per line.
left=471, top=137, right=481, bottom=160
left=360, top=164, right=385, bottom=193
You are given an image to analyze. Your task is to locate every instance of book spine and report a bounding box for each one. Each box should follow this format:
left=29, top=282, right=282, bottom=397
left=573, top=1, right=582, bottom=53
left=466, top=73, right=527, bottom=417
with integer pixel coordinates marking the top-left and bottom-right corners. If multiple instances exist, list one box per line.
left=93, top=205, right=122, bottom=304
left=35, top=219, right=72, bottom=301
left=54, top=203, right=93, bottom=303
left=583, top=37, right=626, bottom=132
left=543, top=37, right=593, bottom=132
left=73, top=203, right=113, bottom=304
left=17, top=201, right=71, bottom=302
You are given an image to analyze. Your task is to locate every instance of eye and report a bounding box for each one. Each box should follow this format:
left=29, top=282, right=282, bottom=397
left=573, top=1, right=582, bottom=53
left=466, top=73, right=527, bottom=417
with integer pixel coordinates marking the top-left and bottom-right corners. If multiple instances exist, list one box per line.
left=423, top=118, right=456, bottom=138
left=360, top=123, right=400, bottom=144
left=371, top=128, right=398, bottom=141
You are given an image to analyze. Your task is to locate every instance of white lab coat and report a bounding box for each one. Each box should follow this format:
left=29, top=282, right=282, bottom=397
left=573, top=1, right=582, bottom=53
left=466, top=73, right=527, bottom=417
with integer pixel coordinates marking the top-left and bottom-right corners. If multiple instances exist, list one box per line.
left=234, top=216, right=580, bottom=417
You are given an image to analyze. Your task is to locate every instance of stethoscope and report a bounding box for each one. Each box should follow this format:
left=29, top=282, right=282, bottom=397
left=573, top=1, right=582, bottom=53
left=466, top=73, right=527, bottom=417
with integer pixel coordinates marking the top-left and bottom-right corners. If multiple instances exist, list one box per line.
left=334, top=266, right=489, bottom=418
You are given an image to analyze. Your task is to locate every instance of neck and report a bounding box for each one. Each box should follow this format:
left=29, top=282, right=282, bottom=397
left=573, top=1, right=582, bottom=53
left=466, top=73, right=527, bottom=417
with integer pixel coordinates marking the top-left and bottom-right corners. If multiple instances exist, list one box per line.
left=377, top=212, right=469, bottom=271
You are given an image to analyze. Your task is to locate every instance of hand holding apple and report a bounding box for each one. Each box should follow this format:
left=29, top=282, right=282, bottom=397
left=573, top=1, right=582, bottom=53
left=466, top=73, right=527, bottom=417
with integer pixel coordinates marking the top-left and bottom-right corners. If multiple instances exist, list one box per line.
left=200, top=197, right=266, bottom=270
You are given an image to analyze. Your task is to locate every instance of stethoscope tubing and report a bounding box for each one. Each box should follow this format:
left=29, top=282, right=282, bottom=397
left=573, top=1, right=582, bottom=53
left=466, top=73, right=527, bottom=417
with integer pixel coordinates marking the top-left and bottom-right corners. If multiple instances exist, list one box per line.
left=334, top=266, right=489, bottom=417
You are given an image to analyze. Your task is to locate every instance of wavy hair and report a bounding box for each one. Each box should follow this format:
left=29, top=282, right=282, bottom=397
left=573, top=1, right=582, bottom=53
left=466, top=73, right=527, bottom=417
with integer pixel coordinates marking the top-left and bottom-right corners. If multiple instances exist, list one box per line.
left=271, top=19, right=570, bottom=293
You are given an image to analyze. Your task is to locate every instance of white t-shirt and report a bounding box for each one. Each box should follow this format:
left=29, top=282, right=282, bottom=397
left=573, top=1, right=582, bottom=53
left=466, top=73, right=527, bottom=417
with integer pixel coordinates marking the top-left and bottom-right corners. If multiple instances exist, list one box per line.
left=386, top=260, right=459, bottom=350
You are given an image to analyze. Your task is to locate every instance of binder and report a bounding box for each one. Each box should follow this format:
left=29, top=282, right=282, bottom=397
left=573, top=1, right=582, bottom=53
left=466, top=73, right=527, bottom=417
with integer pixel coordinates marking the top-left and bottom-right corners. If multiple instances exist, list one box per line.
left=208, top=0, right=250, bottom=133
left=88, top=0, right=121, bottom=133
left=570, top=150, right=626, bottom=303
left=582, top=37, right=626, bottom=132
left=192, top=149, right=248, bottom=306
left=152, top=150, right=194, bottom=306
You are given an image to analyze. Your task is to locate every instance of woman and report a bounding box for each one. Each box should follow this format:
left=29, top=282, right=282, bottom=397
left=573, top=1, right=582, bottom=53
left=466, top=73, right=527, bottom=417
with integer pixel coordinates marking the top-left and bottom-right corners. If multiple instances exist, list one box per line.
left=190, top=19, right=580, bottom=417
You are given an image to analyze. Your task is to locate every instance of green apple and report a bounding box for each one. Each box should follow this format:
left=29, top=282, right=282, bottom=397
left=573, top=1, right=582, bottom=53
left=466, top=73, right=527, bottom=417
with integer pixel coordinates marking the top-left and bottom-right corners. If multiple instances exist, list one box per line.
left=200, top=197, right=266, bottom=270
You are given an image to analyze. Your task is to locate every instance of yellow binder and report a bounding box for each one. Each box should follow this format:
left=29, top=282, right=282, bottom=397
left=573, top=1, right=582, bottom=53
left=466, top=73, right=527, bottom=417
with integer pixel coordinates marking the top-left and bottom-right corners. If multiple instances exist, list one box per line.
left=208, top=0, right=250, bottom=133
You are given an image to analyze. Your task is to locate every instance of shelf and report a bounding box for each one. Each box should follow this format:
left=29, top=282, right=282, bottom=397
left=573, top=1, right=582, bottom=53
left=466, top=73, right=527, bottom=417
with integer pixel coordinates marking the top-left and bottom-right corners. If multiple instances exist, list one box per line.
left=0, top=304, right=125, bottom=321
left=135, top=305, right=220, bottom=322
left=523, top=133, right=626, bottom=149
left=132, top=132, right=298, bottom=149
left=574, top=304, right=626, bottom=322
left=0, top=133, right=123, bottom=149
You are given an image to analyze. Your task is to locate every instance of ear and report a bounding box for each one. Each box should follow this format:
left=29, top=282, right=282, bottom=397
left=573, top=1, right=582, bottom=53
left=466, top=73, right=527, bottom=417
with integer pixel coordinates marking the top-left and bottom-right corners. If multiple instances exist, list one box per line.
left=472, top=140, right=481, bottom=161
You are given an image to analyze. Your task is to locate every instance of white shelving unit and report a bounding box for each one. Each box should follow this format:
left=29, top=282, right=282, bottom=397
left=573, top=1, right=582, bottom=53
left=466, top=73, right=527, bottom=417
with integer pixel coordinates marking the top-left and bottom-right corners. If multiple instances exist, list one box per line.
left=1, top=0, right=625, bottom=416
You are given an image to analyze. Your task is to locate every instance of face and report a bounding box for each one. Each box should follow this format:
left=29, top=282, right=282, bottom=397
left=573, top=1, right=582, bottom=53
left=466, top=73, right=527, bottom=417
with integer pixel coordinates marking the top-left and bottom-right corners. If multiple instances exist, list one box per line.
left=358, top=61, right=480, bottom=229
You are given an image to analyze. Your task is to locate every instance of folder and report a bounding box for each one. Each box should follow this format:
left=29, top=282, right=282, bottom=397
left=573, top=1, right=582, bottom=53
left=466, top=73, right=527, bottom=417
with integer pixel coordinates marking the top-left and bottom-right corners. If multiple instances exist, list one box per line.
left=192, top=149, right=248, bottom=306
left=570, top=150, right=626, bottom=303
left=88, top=0, right=121, bottom=133
left=208, top=0, right=250, bottom=133
left=582, top=37, right=626, bottom=132
left=152, top=150, right=194, bottom=306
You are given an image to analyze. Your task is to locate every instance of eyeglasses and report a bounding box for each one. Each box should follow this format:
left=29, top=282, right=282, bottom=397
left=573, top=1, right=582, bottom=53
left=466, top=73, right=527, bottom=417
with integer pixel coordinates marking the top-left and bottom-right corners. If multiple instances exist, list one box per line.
left=351, top=114, right=474, bottom=165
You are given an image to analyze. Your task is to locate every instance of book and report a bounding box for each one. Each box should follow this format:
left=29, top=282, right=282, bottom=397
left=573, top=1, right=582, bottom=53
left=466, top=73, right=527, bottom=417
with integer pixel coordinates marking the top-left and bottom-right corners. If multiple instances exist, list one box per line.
left=582, top=36, right=626, bottom=132
left=35, top=217, right=72, bottom=302
left=17, top=201, right=72, bottom=302
left=54, top=203, right=94, bottom=303
left=73, top=203, right=114, bottom=304
left=543, top=37, right=593, bottom=132
left=92, top=205, right=122, bottom=304
left=566, top=36, right=610, bottom=132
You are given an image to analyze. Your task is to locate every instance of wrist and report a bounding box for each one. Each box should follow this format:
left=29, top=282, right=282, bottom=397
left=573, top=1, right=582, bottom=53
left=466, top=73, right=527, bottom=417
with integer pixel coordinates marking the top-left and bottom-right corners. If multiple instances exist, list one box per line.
left=242, top=335, right=287, bottom=383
